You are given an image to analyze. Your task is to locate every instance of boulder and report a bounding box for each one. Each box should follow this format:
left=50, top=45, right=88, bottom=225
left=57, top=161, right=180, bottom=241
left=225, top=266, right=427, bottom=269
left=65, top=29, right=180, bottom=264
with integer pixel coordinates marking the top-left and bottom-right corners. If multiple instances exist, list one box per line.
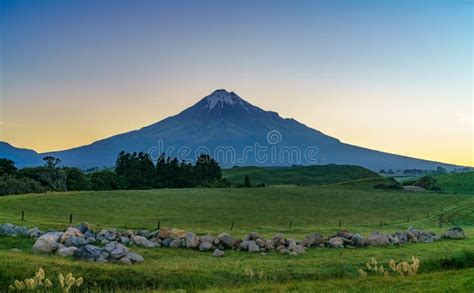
left=158, top=227, right=172, bottom=239
left=119, top=257, right=132, bottom=265
left=367, top=232, right=390, bottom=246
left=247, top=241, right=260, bottom=252
left=27, top=228, right=43, bottom=238
left=120, top=236, right=131, bottom=245
left=302, top=232, right=324, bottom=247
left=389, top=236, right=400, bottom=245
left=245, top=232, right=260, bottom=241
left=76, top=222, right=91, bottom=234
left=351, top=234, right=365, bottom=247
left=393, top=231, right=408, bottom=244
left=443, top=227, right=465, bottom=239
left=96, top=230, right=112, bottom=241
left=418, top=232, right=434, bottom=243
left=60, top=227, right=84, bottom=242
left=162, top=238, right=173, bottom=248
left=336, top=229, right=353, bottom=239
left=84, top=230, right=96, bottom=240
left=327, top=237, right=344, bottom=248
left=74, top=245, right=102, bottom=261
left=58, top=245, right=78, bottom=257
left=271, top=233, right=285, bottom=246
left=132, top=235, right=157, bottom=248
left=239, top=241, right=250, bottom=250
left=200, top=235, right=214, bottom=244
left=0, top=223, right=15, bottom=236
left=170, top=229, right=186, bottom=239
left=136, top=230, right=150, bottom=238
left=64, top=236, right=89, bottom=247
left=127, top=252, right=144, bottom=263
left=185, top=232, right=200, bottom=248
left=104, top=242, right=129, bottom=259
left=170, top=239, right=181, bottom=248
left=32, top=234, right=60, bottom=253
left=199, top=242, right=213, bottom=252
left=288, top=241, right=306, bottom=254
left=212, top=249, right=225, bottom=257
left=255, top=238, right=266, bottom=248
left=217, top=233, right=235, bottom=248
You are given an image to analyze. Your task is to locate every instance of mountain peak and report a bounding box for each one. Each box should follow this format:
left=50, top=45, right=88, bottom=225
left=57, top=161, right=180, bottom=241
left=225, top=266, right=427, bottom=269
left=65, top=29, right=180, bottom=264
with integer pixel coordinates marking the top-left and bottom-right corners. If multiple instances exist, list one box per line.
left=204, top=89, right=243, bottom=110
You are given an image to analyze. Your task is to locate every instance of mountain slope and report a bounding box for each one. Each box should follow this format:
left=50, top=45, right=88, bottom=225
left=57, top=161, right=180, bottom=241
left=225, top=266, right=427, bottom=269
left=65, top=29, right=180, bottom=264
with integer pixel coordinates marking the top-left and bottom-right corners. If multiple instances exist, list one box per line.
left=0, top=142, right=42, bottom=168
left=1, top=89, right=463, bottom=170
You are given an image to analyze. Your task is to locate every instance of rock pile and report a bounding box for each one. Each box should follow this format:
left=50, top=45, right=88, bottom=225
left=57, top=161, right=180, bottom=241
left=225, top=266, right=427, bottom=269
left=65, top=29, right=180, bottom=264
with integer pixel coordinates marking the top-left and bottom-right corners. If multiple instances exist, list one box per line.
left=0, top=223, right=467, bottom=262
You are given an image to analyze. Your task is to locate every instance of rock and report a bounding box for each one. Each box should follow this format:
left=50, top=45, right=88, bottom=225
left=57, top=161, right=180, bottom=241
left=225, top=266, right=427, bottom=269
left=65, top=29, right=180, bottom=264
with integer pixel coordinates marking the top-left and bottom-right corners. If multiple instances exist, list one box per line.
left=302, top=232, right=324, bottom=247
left=170, top=229, right=186, bottom=239
left=0, top=223, right=15, bottom=236
left=148, top=230, right=160, bottom=239
left=64, top=236, right=89, bottom=247
left=239, top=241, right=250, bottom=250
left=170, top=238, right=182, bottom=248
left=27, top=228, right=43, bottom=238
left=351, top=234, right=365, bottom=247
left=104, top=242, right=129, bottom=259
left=336, top=229, right=353, bottom=239
left=76, top=222, right=91, bottom=234
left=245, top=232, right=260, bottom=241
left=162, top=238, right=173, bottom=248
left=280, top=248, right=290, bottom=254
left=443, top=226, right=465, bottom=239
left=248, top=241, right=260, bottom=252
left=120, top=236, right=131, bottom=245
left=271, top=233, right=285, bottom=246
left=60, top=227, right=84, bottom=243
left=96, top=230, right=112, bottom=241
left=132, top=235, right=157, bottom=248
left=127, top=252, right=144, bottom=263
left=84, top=230, right=96, bottom=240
left=288, top=241, right=306, bottom=254
left=418, top=232, right=434, bottom=243
left=136, top=230, right=150, bottom=238
left=212, top=249, right=225, bottom=257
left=367, top=232, right=390, bottom=246
left=393, top=231, right=408, bottom=244
left=32, top=234, right=60, bottom=253
left=290, top=251, right=298, bottom=256
left=327, top=237, right=344, bottom=248
left=10, top=248, right=21, bottom=253
left=185, top=232, right=200, bottom=248
left=74, top=245, right=102, bottom=261
left=255, top=238, right=266, bottom=248
left=119, top=257, right=132, bottom=265
left=389, top=236, right=400, bottom=245
left=217, top=233, right=235, bottom=248
left=58, top=245, right=78, bottom=257
left=199, top=242, right=213, bottom=252
left=158, top=227, right=172, bottom=239
left=200, top=235, right=214, bottom=244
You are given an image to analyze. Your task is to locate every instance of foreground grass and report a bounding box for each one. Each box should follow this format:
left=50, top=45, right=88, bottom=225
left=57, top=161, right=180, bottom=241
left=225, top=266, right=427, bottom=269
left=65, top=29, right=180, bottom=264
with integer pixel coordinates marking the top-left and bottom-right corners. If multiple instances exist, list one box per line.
left=1, top=235, right=473, bottom=291
left=0, top=185, right=472, bottom=291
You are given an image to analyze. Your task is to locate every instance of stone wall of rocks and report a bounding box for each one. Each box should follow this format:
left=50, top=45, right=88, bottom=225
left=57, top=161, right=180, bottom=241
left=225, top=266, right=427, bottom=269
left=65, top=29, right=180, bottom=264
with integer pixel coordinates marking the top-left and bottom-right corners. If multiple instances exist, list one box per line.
left=0, top=222, right=466, bottom=264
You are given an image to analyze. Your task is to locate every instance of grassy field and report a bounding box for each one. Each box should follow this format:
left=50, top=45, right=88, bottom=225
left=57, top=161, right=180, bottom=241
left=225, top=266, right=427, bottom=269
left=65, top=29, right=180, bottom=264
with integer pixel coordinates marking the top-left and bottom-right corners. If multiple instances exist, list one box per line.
left=222, top=165, right=380, bottom=186
left=0, top=181, right=473, bottom=291
left=435, top=172, right=474, bottom=194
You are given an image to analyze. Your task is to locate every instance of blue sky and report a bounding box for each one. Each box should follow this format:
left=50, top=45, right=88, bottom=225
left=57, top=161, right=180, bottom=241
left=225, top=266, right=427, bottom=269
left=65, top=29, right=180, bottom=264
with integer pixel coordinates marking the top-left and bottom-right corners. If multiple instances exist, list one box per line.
left=0, top=0, right=472, bottom=165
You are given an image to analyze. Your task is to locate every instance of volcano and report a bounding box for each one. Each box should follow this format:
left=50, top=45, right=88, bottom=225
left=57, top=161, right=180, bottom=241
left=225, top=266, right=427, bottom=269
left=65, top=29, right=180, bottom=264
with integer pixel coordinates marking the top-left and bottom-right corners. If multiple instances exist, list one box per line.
left=1, top=89, right=460, bottom=170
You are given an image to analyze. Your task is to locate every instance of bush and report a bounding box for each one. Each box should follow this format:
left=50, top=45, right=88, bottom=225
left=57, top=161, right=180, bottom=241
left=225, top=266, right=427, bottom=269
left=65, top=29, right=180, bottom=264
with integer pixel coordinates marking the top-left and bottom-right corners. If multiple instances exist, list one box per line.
left=89, top=170, right=126, bottom=190
left=414, top=176, right=441, bottom=191
left=0, top=176, right=46, bottom=196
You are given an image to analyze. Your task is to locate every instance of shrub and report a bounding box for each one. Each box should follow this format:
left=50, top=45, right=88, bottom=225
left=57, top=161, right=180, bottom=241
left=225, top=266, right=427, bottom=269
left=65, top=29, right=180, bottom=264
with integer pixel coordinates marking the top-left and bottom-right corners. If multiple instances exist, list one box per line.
left=0, top=176, right=46, bottom=196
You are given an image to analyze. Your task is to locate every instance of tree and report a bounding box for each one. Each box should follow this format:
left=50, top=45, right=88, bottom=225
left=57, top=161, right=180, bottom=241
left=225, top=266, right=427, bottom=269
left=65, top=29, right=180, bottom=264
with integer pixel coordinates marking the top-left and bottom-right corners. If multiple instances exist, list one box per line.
left=243, top=175, right=251, bottom=187
left=194, top=154, right=222, bottom=184
left=0, top=159, right=17, bottom=176
left=43, top=156, right=61, bottom=168
left=64, top=167, right=91, bottom=191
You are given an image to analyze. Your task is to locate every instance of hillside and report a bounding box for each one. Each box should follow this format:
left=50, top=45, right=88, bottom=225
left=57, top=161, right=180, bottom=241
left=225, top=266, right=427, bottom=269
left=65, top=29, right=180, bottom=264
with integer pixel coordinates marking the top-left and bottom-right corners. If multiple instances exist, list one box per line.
left=223, top=164, right=381, bottom=186
left=436, top=172, right=474, bottom=194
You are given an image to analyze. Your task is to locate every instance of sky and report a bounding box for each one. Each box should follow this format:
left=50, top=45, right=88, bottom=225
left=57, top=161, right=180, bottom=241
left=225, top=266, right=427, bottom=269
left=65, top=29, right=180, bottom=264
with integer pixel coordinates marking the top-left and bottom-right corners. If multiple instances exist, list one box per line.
left=0, top=0, right=472, bottom=166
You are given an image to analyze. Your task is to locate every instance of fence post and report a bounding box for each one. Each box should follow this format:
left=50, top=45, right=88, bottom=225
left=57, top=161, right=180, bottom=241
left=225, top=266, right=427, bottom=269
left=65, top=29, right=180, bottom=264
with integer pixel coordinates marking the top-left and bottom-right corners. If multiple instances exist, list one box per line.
left=69, top=214, right=73, bottom=224
left=21, top=210, right=24, bottom=221
left=407, top=216, right=409, bottom=222
left=380, top=219, right=383, bottom=227
left=289, top=220, right=292, bottom=229
left=438, top=215, right=443, bottom=228
left=338, top=219, right=341, bottom=227
left=157, top=220, right=161, bottom=230
left=230, top=221, right=234, bottom=231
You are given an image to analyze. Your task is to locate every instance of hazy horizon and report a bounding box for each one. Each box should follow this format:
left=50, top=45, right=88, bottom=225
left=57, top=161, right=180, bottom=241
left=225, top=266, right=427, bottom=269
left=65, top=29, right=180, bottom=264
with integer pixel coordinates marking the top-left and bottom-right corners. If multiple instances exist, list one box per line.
left=1, top=0, right=472, bottom=166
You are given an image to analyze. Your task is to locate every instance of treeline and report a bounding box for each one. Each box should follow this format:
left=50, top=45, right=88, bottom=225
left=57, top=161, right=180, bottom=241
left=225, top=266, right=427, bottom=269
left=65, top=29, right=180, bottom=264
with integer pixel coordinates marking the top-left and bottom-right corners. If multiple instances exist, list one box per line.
left=0, top=152, right=230, bottom=196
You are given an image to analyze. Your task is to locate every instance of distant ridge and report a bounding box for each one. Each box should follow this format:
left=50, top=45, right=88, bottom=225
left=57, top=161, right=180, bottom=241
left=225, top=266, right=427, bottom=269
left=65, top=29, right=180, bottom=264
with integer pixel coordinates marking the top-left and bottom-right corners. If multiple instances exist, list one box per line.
left=0, top=89, right=464, bottom=170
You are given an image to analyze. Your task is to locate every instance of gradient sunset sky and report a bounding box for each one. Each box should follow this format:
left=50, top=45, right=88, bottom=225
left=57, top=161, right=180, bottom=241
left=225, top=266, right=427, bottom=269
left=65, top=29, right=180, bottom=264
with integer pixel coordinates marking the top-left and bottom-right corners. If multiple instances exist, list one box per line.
left=0, top=0, right=472, bottom=166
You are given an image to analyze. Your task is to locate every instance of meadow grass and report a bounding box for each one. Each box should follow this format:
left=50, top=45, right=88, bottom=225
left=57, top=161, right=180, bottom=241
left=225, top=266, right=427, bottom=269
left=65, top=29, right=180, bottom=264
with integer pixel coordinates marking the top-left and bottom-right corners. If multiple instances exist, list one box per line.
left=0, top=184, right=472, bottom=291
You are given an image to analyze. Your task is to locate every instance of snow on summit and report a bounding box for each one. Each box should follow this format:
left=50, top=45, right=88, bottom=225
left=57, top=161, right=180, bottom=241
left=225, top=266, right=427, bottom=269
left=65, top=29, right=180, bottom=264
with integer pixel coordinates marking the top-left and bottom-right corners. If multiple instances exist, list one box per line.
left=205, top=89, right=244, bottom=110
